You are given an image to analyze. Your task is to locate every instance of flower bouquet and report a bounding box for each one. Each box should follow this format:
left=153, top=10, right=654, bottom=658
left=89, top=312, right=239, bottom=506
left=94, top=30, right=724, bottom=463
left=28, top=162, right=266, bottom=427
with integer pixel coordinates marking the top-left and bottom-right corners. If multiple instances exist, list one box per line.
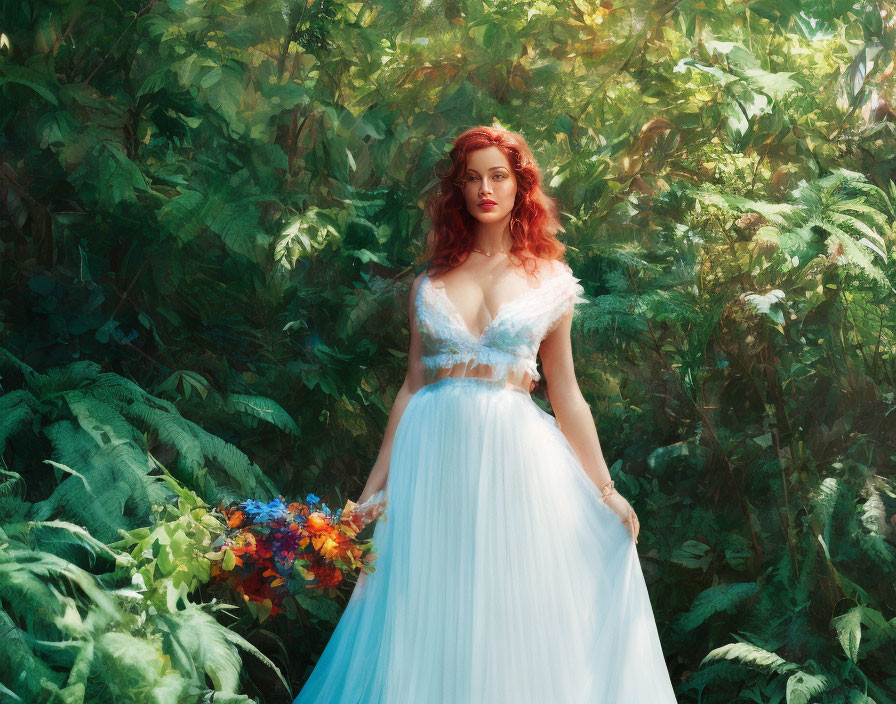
left=208, top=488, right=387, bottom=618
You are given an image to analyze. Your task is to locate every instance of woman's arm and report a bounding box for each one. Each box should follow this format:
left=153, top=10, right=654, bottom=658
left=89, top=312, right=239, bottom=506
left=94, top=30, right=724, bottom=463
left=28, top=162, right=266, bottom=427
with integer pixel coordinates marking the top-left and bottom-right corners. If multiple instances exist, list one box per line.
left=538, top=307, right=612, bottom=492
left=356, top=272, right=427, bottom=504
left=539, top=306, right=639, bottom=541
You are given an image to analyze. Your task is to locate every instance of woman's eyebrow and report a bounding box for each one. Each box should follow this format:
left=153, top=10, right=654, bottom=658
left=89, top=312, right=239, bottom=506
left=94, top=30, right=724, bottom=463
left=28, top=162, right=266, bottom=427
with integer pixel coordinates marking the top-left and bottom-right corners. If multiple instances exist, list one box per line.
left=465, top=166, right=508, bottom=173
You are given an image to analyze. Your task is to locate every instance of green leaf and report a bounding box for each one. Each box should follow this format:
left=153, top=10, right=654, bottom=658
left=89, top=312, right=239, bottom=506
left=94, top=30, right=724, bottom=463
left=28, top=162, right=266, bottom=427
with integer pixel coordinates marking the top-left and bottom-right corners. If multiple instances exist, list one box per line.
left=222, top=548, right=236, bottom=572
left=0, top=64, right=59, bottom=105
left=832, top=607, right=863, bottom=662
left=744, top=68, right=801, bottom=101
left=670, top=540, right=712, bottom=570
left=223, top=394, right=300, bottom=435
left=786, top=670, right=832, bottom=704
left=742, top=289, right=786, bottom=326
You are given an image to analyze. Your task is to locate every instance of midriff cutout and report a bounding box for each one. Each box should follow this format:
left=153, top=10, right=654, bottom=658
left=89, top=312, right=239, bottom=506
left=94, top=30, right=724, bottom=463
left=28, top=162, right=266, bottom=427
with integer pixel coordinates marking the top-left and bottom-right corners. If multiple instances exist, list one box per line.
left=423, top=360, right=534, bottom=394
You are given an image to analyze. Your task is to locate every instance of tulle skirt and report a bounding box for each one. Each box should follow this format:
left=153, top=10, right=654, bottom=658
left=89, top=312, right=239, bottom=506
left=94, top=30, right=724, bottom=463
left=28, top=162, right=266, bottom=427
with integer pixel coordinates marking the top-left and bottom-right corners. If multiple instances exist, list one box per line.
left=293, top=377, right=678, bottom=703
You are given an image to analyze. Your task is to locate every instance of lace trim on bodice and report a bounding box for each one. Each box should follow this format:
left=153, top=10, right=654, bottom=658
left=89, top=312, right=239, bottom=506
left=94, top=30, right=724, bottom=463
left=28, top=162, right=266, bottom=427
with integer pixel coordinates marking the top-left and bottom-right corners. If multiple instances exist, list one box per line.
left=415, top=261, right=587, bottom=384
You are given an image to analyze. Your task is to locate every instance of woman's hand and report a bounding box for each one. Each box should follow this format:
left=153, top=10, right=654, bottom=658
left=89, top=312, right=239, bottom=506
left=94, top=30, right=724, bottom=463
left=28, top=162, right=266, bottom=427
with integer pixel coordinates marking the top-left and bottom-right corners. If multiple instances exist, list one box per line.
left=352, top=488, right=388, bottom=523
left=602, top=491, right=639, bottom=544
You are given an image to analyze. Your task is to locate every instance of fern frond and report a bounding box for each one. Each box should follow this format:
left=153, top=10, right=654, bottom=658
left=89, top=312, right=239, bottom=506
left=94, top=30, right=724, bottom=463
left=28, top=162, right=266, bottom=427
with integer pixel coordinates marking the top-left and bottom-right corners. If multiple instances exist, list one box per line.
left=30, top=434, right=161, bottom=543
left=181, top=417, right=278, bottom=500
left=116, top=400, right=205, bottom=472
left=577, top=293, right=649, bottom=341
left=0, top=390, right=39, bottom=455
left=4, top=520, right=133, bottom=570
left=63, top=390, right=143, bottom=447
left=92, top=372, right=179, bottom=414
left=31, top=360, right=101, bottom=397
left=859, top=479, right=895, bottom=561
left=0, top=545, right=118, bottom=624
left=680, top=659, right=757, bottom=692
left=154, top=607, right=245, bottom=694
left=676, top=582, right=759, bottom=632
left=0, top=497, right=30, bottom=524
left=0, top=468, right=26, bottom=500
left=0, top=608, right=61, bottom=701
left=740, top=199, right=800, bottom=226
left=827, top=211, right=888, bottom=257
left=809, top=476, right=842, bottom=547
left=700, top=641, right=796, bottom=674
left=223, top=393, right=300, bottom=434
left=786, top=670, right=834, bottom=704
left=170, top=454, right=233, bottom=506
left=832, top=606, right=863, bottom=662
left=820, top=224, right=888, bottom=285
left=832, top=197, right=892, bottom=232
left=840, top=177, right=896, bottom=220
left=0, top=347, right=40, bottom=387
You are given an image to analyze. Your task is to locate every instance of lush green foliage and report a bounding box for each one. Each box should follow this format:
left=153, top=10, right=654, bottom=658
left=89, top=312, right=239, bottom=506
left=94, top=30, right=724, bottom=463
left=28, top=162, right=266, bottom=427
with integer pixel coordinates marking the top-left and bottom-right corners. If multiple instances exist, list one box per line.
left=2, top=0, right=896, bottom=701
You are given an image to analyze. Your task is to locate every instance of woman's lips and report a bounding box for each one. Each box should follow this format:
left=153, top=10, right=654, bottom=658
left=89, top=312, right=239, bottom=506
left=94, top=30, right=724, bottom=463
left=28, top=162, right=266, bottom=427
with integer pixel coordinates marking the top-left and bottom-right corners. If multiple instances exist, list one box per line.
left=478, top=202, right=497, bottom=210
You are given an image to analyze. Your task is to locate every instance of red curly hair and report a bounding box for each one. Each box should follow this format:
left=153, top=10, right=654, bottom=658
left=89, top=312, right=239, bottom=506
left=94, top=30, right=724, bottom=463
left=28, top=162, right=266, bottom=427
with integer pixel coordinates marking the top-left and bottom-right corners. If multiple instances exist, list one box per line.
left=422, top=126, right=568, bottom=277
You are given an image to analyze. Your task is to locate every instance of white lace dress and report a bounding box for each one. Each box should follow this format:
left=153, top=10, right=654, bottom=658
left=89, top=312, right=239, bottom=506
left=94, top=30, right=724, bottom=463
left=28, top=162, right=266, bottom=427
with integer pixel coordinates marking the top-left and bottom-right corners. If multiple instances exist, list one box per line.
left=293, top=260, right=679, bottom=703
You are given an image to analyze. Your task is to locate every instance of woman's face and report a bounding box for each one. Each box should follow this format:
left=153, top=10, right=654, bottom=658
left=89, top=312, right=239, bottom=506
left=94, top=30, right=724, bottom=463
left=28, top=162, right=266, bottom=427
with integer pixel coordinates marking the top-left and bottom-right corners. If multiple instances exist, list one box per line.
left=462, top=146, right=518, bottom=226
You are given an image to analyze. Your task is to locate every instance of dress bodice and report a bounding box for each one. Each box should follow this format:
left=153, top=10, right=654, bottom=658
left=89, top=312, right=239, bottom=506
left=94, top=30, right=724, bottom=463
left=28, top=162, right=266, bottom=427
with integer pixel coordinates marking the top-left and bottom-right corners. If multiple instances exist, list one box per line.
left=414, top=259, right=587, bottom=384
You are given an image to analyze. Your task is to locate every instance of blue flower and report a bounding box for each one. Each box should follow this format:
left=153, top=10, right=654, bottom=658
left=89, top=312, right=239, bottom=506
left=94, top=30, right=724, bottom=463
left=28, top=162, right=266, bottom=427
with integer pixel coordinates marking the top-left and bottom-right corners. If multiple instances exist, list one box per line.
left=239, top=496, right=289, bottom=522
left=305, top=492, right=320, bottom=505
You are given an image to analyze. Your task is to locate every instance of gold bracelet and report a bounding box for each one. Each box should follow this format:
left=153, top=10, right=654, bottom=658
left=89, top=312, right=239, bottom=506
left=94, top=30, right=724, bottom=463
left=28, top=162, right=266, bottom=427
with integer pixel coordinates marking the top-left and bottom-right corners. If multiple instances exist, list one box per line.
left=599, top=479, right=616, bottom=501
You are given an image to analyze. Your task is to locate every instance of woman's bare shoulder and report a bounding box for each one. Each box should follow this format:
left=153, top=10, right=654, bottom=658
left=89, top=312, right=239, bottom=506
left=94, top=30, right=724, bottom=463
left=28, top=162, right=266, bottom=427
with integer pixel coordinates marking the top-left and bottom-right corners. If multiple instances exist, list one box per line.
left=530, top=256, right=571, bottom=279
left=410, top=270, right=427, bottom=292
left=408, top=269, right=430, bottom=304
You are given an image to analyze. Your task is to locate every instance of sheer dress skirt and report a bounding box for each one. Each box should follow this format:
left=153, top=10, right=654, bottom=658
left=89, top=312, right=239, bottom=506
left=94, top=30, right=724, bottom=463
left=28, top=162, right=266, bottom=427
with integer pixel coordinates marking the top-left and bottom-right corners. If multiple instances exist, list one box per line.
left=293, top=376, right=678, bottom=703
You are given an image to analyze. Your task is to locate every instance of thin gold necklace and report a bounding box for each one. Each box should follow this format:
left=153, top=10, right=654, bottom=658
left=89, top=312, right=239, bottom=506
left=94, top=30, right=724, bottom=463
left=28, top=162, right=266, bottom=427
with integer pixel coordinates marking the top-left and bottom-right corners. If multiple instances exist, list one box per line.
left=472, top=246, right=510, bottom=257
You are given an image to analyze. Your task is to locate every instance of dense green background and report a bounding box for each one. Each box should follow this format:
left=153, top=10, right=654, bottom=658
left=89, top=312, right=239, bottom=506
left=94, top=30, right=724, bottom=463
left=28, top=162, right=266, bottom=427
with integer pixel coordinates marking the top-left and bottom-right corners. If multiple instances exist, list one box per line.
left=2, top=0, right=896, bottom=701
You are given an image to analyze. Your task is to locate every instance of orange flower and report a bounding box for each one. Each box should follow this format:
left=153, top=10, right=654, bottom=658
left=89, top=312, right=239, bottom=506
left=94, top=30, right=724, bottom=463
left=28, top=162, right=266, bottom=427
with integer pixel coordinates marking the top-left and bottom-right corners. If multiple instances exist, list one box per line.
left=231, top=532, right=257, bottom=555
left=227, top=510, right=245, bottom=528
left=307, top=564, right=343, bottom=588
left=312, top=528, right=356, bottom=560
left=305, top=512, right=330, bottom=534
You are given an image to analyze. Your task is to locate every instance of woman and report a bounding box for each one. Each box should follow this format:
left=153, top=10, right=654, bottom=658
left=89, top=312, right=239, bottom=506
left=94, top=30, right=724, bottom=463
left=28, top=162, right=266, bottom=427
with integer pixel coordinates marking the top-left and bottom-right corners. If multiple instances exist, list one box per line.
left=293, top=126, right=678, bottom=703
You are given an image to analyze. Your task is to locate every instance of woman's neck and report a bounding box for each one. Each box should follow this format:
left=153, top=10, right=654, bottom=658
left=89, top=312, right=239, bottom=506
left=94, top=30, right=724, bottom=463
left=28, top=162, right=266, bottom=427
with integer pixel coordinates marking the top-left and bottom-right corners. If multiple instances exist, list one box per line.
left=472, top=220, right=513, bottom=252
